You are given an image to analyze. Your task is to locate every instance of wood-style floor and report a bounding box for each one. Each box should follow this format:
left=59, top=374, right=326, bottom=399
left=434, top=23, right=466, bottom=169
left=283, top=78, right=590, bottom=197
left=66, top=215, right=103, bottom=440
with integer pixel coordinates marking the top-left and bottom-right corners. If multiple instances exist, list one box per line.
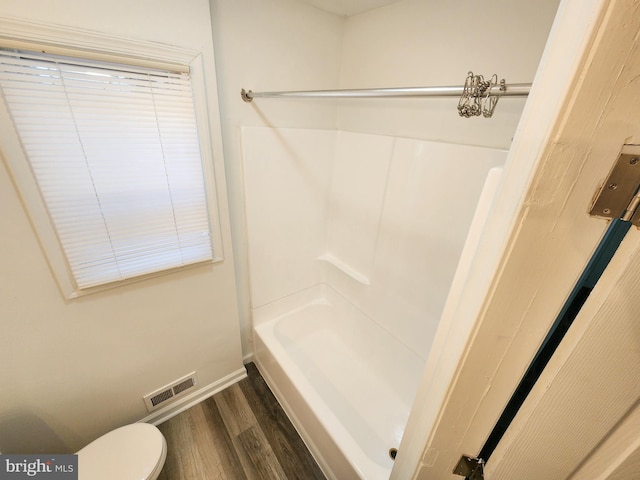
left=156, top=363, right=326, bottom=480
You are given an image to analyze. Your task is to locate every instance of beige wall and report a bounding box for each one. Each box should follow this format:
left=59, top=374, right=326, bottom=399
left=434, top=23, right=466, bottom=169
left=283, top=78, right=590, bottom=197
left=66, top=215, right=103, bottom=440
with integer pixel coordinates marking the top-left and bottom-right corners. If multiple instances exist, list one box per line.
left=0, top=0, right=243, bottom=453
left=338, top=0, right=561, bottom=148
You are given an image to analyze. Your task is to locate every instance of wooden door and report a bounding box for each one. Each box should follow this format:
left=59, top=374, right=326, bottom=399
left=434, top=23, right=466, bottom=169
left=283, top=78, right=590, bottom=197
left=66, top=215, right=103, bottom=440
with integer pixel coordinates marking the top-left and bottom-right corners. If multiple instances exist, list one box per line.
left=486, top=219, right=640, bottom=479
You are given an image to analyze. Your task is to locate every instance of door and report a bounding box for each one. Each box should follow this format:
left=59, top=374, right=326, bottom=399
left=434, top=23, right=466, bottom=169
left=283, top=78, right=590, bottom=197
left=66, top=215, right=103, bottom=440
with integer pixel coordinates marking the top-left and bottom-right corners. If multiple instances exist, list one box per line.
left=393, top=0, right=640, bottom=478
left=485, top=214, right=640, bottom=479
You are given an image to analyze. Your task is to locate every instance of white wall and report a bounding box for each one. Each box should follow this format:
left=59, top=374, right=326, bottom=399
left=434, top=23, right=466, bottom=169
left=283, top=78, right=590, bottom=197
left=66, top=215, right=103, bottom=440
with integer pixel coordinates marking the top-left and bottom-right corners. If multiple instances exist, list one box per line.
left=0, top=0, right=243, bottom=453
left=325, top=134, right=506, bottom=358
left=338, top=0, right=561, bottom=149
left=241, top=127, right=336, bottom=308
left=242, top=127, right=506, bottom=359
left=209, top=0, right=345, bottom=355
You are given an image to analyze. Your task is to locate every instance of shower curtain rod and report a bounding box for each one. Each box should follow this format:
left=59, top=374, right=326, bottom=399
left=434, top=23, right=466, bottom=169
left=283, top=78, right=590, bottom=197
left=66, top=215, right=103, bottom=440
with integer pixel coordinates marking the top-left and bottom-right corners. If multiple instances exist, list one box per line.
left=240, top=83, right=531, bottom=102
left=241, top=73, right=531, bottom=118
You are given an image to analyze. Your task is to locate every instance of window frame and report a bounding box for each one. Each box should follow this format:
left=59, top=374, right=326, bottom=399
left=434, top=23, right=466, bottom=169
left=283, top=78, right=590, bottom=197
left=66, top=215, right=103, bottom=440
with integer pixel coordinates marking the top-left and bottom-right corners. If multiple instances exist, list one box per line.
left=0, top=17, right=225, bottom=298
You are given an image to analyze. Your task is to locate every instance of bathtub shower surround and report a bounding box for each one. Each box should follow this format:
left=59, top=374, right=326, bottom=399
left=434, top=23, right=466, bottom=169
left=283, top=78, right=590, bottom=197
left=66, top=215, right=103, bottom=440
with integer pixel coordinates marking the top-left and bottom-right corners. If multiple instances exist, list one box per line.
left=242, top=127, right=506, bottom=479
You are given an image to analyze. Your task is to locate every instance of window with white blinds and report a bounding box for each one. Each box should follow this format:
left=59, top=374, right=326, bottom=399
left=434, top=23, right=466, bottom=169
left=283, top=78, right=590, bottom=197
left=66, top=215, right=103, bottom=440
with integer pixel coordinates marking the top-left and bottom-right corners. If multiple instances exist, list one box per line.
left=0, top=49, right=214, bottom=290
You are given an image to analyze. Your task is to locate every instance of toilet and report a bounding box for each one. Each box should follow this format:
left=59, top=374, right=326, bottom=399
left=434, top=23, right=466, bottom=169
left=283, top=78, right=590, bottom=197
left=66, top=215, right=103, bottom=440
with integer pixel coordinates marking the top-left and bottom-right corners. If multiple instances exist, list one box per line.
left=76, top=423, right=167, bottom=480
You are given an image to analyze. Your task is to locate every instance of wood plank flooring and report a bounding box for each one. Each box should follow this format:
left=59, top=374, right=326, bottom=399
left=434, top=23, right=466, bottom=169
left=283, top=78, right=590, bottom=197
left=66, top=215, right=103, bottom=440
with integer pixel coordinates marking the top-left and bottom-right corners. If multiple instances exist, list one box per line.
left=156, top=363, right=326, bottom=480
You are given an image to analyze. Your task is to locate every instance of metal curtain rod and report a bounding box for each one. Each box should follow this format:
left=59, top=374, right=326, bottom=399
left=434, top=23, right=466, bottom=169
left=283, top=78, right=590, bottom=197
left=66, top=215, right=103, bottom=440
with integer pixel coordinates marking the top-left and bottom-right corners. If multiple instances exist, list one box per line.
left=241, top=72, right=531, bottom=118
left=240, top=84, right=531, bottom=102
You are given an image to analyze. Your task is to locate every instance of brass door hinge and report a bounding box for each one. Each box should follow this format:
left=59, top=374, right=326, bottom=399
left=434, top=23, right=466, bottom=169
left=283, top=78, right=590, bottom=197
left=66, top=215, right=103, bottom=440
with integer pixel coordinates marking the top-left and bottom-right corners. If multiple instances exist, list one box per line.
left=453, top=455, right=484, bottom=480
left=590, top=145, right=640, bottom=225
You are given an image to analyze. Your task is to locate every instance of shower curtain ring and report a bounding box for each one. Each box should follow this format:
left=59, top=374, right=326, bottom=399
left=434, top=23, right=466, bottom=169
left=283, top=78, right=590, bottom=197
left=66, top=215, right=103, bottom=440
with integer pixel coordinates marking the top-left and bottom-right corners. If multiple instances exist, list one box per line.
left=481, top=75, right=506, bottom=118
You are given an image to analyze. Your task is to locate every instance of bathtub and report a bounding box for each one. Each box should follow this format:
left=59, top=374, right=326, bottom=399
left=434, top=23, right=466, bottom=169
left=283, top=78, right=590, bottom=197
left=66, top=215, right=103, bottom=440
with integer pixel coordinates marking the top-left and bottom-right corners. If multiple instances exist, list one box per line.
left=253, top=284, right=424, bottom=480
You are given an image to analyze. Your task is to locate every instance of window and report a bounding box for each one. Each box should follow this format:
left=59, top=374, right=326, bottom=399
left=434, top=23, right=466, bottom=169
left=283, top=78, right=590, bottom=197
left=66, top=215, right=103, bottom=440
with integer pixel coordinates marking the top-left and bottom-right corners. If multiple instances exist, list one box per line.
left=0, top=48, right=216, bottom=293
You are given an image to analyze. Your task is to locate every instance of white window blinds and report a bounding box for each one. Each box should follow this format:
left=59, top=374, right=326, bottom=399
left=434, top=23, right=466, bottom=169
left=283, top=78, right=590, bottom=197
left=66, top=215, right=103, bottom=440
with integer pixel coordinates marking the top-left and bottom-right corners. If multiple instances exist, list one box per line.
left=0, top=49, right=214, bottom=290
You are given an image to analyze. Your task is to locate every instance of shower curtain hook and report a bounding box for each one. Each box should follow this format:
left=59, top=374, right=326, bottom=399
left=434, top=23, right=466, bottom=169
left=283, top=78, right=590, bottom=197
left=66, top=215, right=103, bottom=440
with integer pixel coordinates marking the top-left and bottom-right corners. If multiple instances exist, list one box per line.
left=481, top=75, right=506, bottom=118
left=458, top=72, right=506, bottom=118
left=458, top=71, right=480, bottom=118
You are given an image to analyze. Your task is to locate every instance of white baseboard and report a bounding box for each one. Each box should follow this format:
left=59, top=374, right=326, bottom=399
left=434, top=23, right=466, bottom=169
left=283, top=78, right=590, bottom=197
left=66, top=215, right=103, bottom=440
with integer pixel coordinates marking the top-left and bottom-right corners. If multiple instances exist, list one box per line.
left=242, top=351, right=255, bottom=364
left=139, top=367, right=247, bottom=426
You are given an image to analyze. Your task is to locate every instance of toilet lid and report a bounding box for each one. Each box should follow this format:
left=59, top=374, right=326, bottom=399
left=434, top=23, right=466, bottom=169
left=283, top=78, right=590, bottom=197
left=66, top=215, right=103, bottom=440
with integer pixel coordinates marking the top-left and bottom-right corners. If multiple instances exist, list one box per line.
left=77, top=423, right=167, bottom=480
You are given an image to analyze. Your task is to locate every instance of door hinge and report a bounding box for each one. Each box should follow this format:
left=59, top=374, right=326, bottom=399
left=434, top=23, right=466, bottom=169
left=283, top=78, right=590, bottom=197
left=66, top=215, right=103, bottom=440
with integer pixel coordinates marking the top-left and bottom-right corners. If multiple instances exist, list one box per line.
left=453, top=455, right=485, bottom=480
left=590, top=144, right=640, bottom=226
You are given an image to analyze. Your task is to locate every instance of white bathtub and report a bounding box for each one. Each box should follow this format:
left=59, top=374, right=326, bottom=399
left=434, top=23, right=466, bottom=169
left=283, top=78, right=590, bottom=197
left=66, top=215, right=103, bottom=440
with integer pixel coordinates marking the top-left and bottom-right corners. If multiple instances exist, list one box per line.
left=253, top=284, right=424, bottom=480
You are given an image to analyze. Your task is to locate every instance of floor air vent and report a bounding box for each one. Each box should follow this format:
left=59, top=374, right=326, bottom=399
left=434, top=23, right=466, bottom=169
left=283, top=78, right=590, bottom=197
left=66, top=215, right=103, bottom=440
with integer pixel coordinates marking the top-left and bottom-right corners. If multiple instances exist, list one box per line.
left=144, top=372, right=198, bottom=412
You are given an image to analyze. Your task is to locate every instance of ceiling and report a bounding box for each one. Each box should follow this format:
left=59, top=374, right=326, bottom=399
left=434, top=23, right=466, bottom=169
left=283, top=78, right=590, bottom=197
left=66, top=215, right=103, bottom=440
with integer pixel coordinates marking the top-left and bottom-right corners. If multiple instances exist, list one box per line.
left=296, top=0, right=404, bottom=16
